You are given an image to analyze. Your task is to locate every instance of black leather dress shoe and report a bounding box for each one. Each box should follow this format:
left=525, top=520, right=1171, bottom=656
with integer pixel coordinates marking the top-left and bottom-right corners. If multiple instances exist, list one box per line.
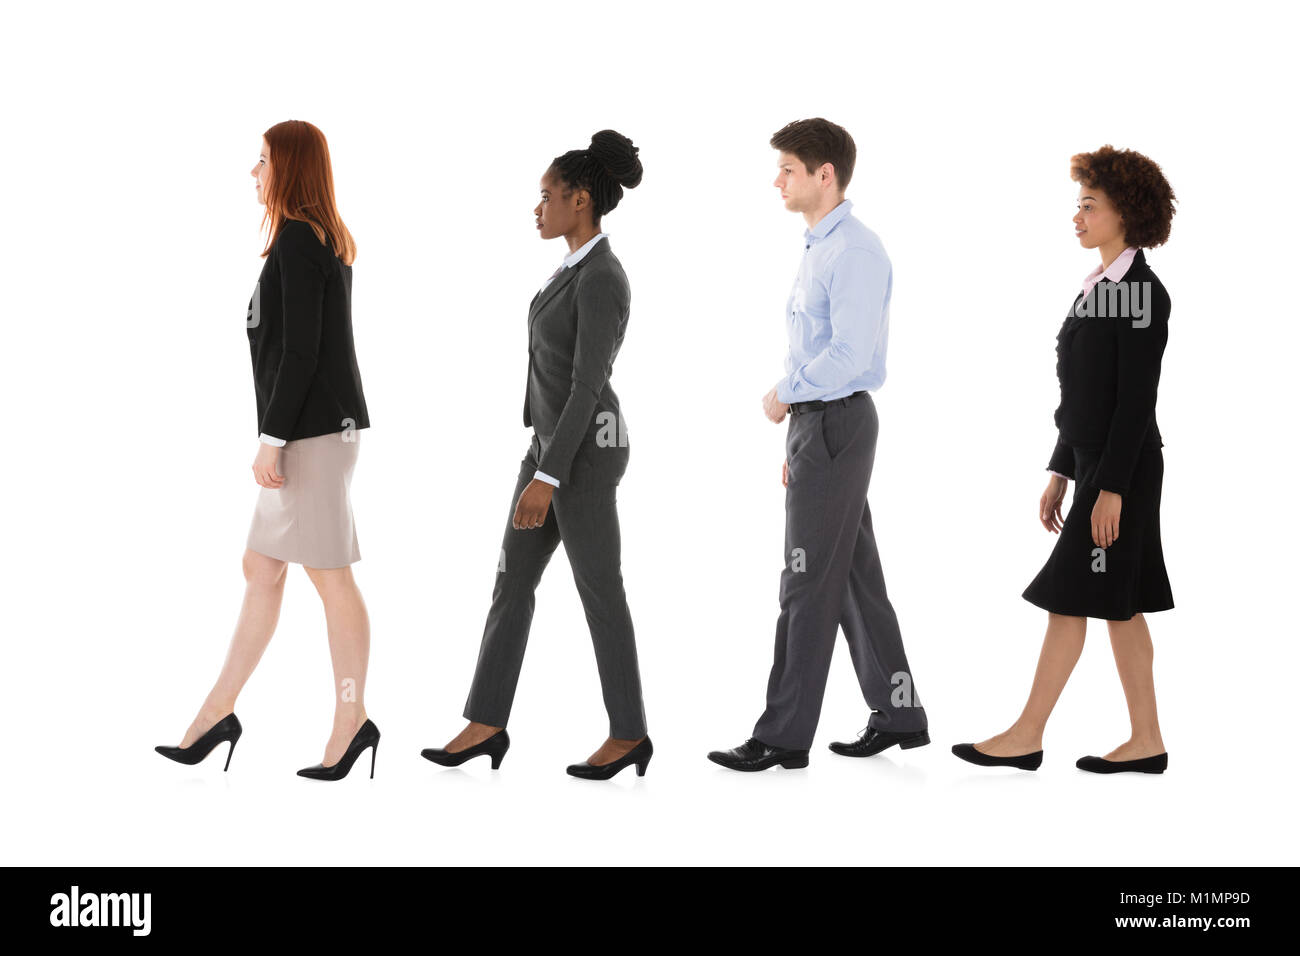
left=1076, top=752, right=1167, bottom=774
left=567, top=737, right=653, bottom=780
left=829, top=726, right=930, bottom=757
left=707, top=737, right=809, bottom=772
left=951, top=742, right=1043, bottom=771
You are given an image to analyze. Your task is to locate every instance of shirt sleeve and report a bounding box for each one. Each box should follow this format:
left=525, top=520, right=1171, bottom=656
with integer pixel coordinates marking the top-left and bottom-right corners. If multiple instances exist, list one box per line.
left=536, top=269, right=628, bottom=484
left=259, top=223, right=327, bottom=440
left=777, top=245, right=889, bottom=404
left=534, top=470, right=560, bottom=487
left=259, top=433, right=287, bottom=447
left=1093, top=281, right=1171, bottom=495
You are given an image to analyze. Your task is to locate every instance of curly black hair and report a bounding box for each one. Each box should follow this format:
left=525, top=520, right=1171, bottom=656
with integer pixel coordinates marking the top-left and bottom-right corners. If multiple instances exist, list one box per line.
left=550, top=129, right=643, bottom=227
left=1070, top=145, right=1176, bottom=248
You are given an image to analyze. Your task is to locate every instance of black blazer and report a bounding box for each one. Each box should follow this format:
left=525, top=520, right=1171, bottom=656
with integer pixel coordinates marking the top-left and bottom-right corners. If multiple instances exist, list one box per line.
left=246, top=219, right=370, bottom=441
left=1047, top=248, right=1170, bottom=495
left=522, top=236, right=630, bottom=485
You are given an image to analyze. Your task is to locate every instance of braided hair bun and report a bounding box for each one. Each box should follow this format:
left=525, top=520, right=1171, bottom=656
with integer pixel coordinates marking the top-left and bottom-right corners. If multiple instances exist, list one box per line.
left=551, top=129, right=642, bottom=224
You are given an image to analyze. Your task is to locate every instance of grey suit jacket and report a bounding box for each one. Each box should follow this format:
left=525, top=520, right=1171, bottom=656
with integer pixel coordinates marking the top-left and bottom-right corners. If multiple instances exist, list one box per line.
left=523, top=236, right=631, bottom=486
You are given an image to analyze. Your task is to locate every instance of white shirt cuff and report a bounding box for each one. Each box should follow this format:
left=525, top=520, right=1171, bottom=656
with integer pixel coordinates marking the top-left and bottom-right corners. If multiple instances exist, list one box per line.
left=1049, top=470, right=1070, bottom=479
left=259, top=433, right=287, bottom=447
left=534, top=470, right=560, bottom=487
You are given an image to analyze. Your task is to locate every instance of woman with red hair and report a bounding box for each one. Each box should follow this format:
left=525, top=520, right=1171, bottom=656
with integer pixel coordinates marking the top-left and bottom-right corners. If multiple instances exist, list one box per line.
left=155, top=120, right=378, bottom=781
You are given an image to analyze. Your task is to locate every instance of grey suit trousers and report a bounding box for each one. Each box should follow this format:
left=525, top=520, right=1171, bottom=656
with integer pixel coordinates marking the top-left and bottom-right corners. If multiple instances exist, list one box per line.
left=464, top=438, right=647, bottom=739
left=753, top=392, right=927, bottom=750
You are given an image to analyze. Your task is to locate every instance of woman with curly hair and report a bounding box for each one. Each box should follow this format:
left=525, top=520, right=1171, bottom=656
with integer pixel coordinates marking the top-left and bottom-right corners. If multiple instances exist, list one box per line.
left=419, top=130, right=653, bottom=780
left=953, top=145, right=1177, bottom=775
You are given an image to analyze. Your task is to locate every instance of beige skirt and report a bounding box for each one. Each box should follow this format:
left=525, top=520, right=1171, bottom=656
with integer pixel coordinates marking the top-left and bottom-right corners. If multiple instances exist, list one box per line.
left=246, top=430, right=361, bottom=568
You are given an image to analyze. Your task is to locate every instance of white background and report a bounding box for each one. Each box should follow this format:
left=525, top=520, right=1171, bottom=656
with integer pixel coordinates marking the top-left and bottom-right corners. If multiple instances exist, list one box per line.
left=3, top=0, right=1296, bottom=866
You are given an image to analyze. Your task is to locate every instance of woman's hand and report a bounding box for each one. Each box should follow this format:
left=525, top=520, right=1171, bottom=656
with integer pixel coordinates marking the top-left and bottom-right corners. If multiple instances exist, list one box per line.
left=253, top=442, right=284, bottom=488
left=513, top=479, right=554, bottom=530
left=1039, top=475, right=1068, bottom=532
left=1091, top=490, right=1122, bottom=548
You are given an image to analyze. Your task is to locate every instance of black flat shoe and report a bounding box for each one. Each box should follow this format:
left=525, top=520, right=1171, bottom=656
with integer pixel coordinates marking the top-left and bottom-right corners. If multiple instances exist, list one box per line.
left=155, top=713, right=242, bottom=770
left=421, top=729, right=510, bottom=769
left=951, top=742, right=1042, bottom=771
left=830, top=726, right=930, bottom=757
left=1076, top=752, right=1167, bottom=774
left=567, top=737, right=653, bottom=780
left=297, top=719, right=380, bottom=781
left=707, top=737, right=809, bottom=772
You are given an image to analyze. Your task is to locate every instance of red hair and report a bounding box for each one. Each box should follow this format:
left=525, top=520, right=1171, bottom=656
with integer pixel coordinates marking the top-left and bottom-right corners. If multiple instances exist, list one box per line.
left=259, top=120, right=357, bottom=265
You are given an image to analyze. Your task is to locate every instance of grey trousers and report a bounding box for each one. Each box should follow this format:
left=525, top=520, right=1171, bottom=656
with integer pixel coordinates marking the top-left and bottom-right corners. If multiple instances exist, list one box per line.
left=463, top=443, right=648, bottom=740
left=752, top=392, right=927, bottom=750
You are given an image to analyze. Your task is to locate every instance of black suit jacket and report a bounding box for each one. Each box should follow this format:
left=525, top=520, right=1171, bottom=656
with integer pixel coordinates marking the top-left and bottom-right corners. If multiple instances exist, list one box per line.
left=246, top=219, right=370, bottom=441
left=523, top=236, right=630, bottom=485
left=1047, top=248, right=1170, bottom=495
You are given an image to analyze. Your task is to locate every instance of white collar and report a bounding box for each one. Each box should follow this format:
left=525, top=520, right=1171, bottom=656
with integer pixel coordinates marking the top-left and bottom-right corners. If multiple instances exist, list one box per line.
left=563, top=232, right=609, bottom=269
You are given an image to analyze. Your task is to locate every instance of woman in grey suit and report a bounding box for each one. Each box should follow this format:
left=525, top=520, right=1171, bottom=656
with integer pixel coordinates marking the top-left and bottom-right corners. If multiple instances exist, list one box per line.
left=421, top=130, right=653, bottom=780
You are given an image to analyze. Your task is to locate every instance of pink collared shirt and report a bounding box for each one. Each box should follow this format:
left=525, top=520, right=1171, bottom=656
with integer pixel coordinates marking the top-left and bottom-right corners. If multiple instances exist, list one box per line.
left=1049, top=246, right=1140, bottom=482
left=1080, top=245, right=1138, bottom=298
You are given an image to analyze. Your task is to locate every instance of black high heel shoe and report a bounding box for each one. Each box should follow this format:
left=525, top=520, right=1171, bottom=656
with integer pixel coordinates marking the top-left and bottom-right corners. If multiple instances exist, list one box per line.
left=951, top=742, right=1043, bottom=771
left=420, top=729, right=510, bottom=769
left=297, top=719, right=381, bottom=781
left=155, top=713, right=242, bottom=770
left=567, top=737, right=653, bottom=780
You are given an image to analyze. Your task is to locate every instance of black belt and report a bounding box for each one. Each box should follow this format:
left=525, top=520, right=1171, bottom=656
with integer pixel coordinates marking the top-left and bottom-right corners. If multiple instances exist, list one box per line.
left=788, top=390, right=868, bottom=415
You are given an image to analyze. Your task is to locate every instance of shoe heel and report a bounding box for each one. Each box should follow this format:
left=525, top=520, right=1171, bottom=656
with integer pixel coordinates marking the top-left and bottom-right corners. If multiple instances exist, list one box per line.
left=900, top=732, right=931, bottom=750
left=780, top=754, right=809, bottom=769
left=636, top=755, right=651, bottom=777
left=370, top=741, right=379, bottom=779
left=223, top=735, right=239, bottom=772
left=490, top=751, right=505, bottom=770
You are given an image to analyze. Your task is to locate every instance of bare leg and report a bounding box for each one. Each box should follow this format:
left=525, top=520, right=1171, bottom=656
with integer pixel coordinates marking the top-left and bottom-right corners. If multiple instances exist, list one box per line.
left=975, top=612, right=1087, bottom=756
left=178, top=549, right=289, bottom=747
left=445, top=721, right=504, bottom=753
left=587, top=736, right=647, bottom=765
left=303, top=564, right=371, bottom=766
left=1101, top=613, right=1165, bottom=759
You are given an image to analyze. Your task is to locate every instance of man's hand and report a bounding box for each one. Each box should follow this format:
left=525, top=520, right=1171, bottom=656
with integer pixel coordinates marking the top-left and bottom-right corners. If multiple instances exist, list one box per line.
left=513, top=478, right=555, bottom=530
left=782, top=459, right=789, bottom=487
left=253, top=442, right=284, bottom=488
left=763, top=386, right=789, bottom=424
left=1091, top=490, right=1122, bottom=548
left=1039, top=474, right=1067, bottom=532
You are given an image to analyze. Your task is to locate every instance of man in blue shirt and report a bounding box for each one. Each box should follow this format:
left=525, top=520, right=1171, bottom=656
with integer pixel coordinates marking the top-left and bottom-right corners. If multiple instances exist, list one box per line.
left=709, top=118, right=930, bottom=771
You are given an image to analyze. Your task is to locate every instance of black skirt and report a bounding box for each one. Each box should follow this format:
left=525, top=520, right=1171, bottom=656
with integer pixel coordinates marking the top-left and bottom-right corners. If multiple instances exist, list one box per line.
left=1022, top=444, right=1173, bottom=621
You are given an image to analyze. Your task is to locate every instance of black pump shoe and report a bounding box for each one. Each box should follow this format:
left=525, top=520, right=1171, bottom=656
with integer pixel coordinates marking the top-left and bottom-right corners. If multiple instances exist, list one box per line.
left=1076, top=752, right=1167, bottom=774
left=421, top=729, right=510, bottom=769
left=951, top=742, right=1043, bottom=771
left=830, top=726, right=930, bottom=757
left=567, top=737, right=653, bottom=780
left=155, top=713, right=242, bottom=770
left=297, top=719, right=381, bottom=781
left=707, top=737, right=809, bottom=772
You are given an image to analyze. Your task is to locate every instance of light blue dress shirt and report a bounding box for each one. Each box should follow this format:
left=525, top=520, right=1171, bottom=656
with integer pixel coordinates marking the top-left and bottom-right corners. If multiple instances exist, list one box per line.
left=776, top=199, right=892, bottom=404
left=532, top=231, right=609, bottom=487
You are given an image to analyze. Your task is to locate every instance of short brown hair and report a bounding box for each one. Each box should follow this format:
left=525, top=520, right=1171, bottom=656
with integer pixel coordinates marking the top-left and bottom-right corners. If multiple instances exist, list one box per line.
left=771, top=118, right=856, bottom=192
left=1070, top=145, right=1176, bottom=248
